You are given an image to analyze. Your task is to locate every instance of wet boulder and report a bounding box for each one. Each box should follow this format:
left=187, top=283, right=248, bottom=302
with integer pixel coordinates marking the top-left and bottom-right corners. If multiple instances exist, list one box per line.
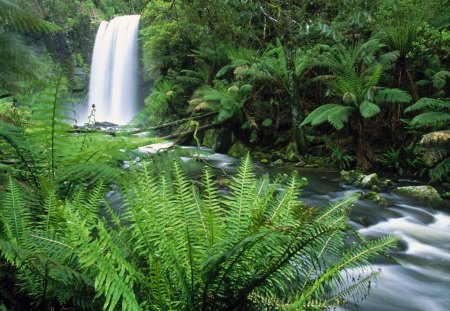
left=340, top=170, right=391, bottom=190
left=395, top=185, right=443, bottom=205
left=362, top=191, right=389, bottom=207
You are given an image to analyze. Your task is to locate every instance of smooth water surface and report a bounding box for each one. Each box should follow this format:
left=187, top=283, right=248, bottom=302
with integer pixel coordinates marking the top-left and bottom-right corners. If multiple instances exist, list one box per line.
left=204, top=155, right=450, bottom=311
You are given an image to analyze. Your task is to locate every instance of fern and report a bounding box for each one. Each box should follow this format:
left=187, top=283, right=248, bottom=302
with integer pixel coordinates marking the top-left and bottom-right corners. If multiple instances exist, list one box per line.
left=359, top=100, right=381, bottom=118
left=375, top=88, right=412, bottom=104
left=405, top=98, right=449, bottom=113
left=302, top=104, right=354, bottom=130
left=1, top=156, right=397, bottom=310
left=0, top=0, right=58, bottom=33
left=405, top=97, right=450, bottom=128
left=429, top=157, right=450, bottom=182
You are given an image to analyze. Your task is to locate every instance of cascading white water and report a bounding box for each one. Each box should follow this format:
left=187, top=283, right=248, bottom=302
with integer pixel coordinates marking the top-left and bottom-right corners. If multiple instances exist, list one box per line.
left=88, top=15, right=140, bottom=125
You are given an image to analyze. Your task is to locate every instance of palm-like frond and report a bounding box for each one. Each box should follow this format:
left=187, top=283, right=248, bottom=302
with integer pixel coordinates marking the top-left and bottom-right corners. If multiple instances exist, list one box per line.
left=405, top=97, right=450, bottom=128
left=359, top=101, right=381, bottom=118
left=410, top=111, right=450, bottom=126
left=405, top=97, right=450, bottom=113
left=301, top=104, right=354, bottom=130
left=375, top=88, right=412, bottom=104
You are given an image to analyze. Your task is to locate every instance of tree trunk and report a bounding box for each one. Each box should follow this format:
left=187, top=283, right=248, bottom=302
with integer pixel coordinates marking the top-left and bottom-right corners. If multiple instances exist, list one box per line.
left=280, top=0, right=307, bottom=154
left=352, top=116, right=376, bottom=170
left=283, top=42, right=307, bottom=154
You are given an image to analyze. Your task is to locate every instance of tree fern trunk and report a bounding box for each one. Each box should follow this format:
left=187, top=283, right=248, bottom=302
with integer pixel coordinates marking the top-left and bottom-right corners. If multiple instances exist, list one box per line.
left=351, top=116, right=376, bottom=170
left=280, top=1, right=307, bottom=154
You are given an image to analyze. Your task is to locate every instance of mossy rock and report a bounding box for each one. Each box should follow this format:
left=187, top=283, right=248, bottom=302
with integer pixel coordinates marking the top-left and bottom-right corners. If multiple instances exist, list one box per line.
left=395, top=185, right=443, bottom=205
left=228, top=141, right=249, bottom=158
left=285, top=142, right=298, bottom=162
left=270, top=159, right=284, bottom=167
left=356, top=173, right=378, bottom=188
left=340, top=170, right=364, bottom=184
left=363, top=191, right=389, bottom=207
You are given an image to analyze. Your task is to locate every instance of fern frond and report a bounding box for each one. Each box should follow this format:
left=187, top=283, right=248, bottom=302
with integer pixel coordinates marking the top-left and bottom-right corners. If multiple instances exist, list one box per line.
left=327, top=106, right=354, bottom=129
left=375, top=88, right=412, bottom=104
left=297, top=235, right=397, bottom=307
left=431, top=70, right=450, bottom=89
left=429, top=157, right=450, bottom=182
left=405, top=98, right=449, bottom=112
left=224, top=154, right=257, bottom=233
left=201, top=167, right=224, bottom=246
left=301, top=104, right=345, bottom=127
left=0, top=176, right=30, bottom=245
left=411, top=111, right=450, bottom=126
left=359, top=101, right=381, bottom=118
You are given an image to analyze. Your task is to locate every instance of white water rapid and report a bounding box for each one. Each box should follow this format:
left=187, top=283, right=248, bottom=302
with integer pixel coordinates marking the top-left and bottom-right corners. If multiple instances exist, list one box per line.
left=87, top=15, right=140, bottom=125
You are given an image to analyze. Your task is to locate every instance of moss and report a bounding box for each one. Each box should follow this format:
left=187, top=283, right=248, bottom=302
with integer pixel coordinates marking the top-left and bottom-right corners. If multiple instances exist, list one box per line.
left=395, top=185, right=444, bottom=205
left=363, top=191, right=389, bottom=207
left=228, top=141, right=249, bottom=158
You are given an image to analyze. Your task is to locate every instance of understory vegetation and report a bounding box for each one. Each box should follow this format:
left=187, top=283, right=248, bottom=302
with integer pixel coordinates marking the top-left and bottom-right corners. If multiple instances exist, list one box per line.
left=139, top=0, right=449, bottom=179
left=0, top=0, right=448, bottom=310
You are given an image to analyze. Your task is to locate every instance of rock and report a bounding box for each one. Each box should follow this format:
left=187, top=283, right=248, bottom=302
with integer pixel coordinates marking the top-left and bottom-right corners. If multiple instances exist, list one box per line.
left=228, top=141, right=249, bottom=158
left=285, top=142, right=298, bottom=162
left=395, top=185, right=443, bottom=205
left=305, top=164, right=319, bottom=168
left=379, top=179, right=393, bottom=187
left=363, top=191, right=389, bottom=207
left=270, top=159, right=284, bottom=167
left=202, top=128, right=232, bottom=152
left=340, top=170, right=364, bottom=184
left=359, top=173, right=378, bottom=188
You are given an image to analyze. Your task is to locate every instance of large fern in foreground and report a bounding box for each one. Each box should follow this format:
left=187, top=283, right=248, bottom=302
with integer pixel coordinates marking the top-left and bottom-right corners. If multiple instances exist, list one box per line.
left=0, top=156, right=397, bottom=310
left=118, top=155, right=396, bottom=310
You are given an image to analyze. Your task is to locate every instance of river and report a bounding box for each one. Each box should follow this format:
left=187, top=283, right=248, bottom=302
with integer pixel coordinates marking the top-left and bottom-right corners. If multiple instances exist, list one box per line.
left=194, top=149, right=450, bottom=311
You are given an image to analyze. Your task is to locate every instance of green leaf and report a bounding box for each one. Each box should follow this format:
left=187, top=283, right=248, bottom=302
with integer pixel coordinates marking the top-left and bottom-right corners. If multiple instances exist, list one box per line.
left=359, top=101, right=381, bottom=118
left=375, top=88, right=412, bottom=104
left=432, top=70, right=450, bottom=89
left=262, top=118, right=272, bottom=127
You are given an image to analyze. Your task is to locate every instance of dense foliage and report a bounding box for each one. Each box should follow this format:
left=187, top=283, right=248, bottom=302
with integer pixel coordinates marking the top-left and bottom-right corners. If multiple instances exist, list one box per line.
left=140, top=0, right=449, bottom=178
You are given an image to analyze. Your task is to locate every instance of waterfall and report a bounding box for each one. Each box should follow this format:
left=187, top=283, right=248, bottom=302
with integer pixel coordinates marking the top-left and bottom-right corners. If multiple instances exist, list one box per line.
left=87, top=15, right=141, bottom=125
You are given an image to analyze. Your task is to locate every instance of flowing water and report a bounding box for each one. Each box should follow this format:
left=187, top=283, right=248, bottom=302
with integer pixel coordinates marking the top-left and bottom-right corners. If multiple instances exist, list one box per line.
left=87, top=15, right=141, bottom=125
left=186, top=150, right=450, bottom=310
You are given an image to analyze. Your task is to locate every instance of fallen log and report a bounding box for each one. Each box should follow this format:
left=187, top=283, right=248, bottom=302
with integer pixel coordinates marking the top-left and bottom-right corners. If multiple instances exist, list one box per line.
left=127, top=112, right=218, bottom=135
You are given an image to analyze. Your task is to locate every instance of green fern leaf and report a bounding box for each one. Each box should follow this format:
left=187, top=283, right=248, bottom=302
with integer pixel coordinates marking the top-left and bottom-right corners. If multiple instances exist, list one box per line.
left=375, top=88, right=412, bottom=104
left=429, top=157, right=450, bottom=182
left=432, top=70, right=450, bottom=89
left=411, top=111, right=450, bottom=126
left=301, top=104, right=343, bottom=126
left=405, top=98, right=449, bottom=112
left=359, top=101, right=381, bottom=118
